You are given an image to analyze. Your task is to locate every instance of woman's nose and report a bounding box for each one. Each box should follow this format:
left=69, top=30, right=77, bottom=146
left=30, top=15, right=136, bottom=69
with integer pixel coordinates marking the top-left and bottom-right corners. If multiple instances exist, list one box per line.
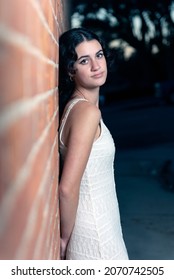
left=91, top=59, right=100, bottom=71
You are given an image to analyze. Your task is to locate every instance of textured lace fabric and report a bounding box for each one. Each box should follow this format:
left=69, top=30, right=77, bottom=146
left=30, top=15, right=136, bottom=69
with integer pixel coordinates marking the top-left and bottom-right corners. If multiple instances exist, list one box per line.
left=59, top=98, right=128, bottom=260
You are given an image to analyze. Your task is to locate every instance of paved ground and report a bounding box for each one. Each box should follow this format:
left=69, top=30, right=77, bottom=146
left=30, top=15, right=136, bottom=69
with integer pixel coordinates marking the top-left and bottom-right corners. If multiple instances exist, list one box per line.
left=102, top=96, right=174, bottom=260
left=116, top=144, right=174, bottom=260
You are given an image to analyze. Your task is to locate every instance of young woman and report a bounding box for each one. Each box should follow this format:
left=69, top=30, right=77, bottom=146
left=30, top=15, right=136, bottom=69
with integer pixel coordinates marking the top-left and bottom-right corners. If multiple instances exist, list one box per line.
left=59, top=28, right=128, bottom=260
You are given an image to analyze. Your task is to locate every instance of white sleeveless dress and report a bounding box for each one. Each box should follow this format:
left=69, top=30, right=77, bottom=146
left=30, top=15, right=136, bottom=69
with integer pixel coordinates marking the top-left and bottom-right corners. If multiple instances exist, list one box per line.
left=59, top=98, right=128, bottom=260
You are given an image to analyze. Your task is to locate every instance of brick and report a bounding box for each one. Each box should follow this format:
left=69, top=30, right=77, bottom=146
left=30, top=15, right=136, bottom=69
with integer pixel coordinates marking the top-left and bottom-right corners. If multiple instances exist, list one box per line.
left=0, top=90, right=58, bottom=199
left=0, top=0, right=66, bottom=260
left=0, top=124, right=58, bottom=259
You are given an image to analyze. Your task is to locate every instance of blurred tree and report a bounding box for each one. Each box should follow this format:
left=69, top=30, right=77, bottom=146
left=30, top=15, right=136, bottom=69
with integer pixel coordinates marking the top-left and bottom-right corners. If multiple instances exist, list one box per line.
left=71, top=0, right=174, bottom=54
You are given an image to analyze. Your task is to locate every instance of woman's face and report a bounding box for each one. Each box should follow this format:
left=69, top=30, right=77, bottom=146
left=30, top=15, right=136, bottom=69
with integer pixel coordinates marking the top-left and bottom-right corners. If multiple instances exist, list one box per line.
left=72, top=39, right=107, bottom=90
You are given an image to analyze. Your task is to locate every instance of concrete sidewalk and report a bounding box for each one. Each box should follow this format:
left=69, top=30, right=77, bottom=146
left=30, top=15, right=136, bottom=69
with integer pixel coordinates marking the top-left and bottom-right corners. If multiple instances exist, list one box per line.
left=116, top=143, right=174, bottom=260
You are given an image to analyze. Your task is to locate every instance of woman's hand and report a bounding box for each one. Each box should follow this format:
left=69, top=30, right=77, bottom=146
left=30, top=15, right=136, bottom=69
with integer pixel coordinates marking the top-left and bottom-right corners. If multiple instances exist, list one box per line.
left=60, top=238, right=68, bottom=260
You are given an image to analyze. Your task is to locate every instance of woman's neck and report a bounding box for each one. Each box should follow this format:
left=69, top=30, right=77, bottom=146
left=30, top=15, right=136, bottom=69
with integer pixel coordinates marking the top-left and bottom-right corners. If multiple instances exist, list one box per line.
left=73, top=87, right=99, bottom=107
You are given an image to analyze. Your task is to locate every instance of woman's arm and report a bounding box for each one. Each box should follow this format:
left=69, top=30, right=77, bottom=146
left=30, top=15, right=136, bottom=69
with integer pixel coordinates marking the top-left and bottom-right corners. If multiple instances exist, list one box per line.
left=59, top=102, right=101, bottom=259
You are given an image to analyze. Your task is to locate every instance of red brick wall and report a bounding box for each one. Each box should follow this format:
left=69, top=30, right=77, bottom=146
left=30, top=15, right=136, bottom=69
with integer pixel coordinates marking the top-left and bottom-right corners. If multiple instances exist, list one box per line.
left=0, top=0, right=68, bottom=259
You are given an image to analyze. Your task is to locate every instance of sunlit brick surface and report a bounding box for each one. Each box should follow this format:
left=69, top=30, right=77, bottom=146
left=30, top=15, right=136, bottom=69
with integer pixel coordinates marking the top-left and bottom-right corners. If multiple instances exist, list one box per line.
left=0, top=0, right=67, bottom=259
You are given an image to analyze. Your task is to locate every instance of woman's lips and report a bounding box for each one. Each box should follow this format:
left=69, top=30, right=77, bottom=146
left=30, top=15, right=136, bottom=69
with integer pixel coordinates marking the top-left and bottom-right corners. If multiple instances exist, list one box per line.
left=92, top=72, right=104, bottom=78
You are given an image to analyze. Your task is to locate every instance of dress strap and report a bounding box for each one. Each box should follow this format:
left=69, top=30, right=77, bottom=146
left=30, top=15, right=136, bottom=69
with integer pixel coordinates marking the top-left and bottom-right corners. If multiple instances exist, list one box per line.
left=59, top=98, right=88, bottom=146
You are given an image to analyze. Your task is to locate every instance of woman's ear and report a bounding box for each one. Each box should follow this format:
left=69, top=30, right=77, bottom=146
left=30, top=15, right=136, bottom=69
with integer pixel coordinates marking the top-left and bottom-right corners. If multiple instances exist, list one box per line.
left=69, top=74, right=74, bottom=82
left=68, top=69, right=76, bottom=81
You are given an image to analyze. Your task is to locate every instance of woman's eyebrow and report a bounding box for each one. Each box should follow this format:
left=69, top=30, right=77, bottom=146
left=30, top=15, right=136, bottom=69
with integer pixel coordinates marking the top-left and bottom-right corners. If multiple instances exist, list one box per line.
left=96, top=49, right=103, bottom=54
left=77, top=49, right=103, bottom=61
left=77, top=55, right=89, bottom=61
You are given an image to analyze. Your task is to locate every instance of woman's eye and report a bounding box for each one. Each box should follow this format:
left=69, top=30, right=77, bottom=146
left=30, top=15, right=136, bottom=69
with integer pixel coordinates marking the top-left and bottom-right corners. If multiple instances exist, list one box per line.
left=97, top=52, right=104, bottom=58
left=80, top=59, right=88, bottom=65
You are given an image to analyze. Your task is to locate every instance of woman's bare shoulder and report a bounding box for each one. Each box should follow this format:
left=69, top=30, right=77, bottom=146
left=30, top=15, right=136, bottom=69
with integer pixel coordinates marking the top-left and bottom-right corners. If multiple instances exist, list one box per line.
left=70, top=100, right=101, bottom=122
left=67, top=101, right=101, bottom=147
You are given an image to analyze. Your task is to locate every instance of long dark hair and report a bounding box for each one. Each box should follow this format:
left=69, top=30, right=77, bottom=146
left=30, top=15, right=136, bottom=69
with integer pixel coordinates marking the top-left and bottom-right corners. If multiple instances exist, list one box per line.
left=59, top=28, right=111, bottom=117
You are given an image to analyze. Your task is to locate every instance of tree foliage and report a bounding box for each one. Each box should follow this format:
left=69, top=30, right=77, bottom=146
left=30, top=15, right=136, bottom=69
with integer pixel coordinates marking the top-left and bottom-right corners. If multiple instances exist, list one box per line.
left=72, top=0, right=174, bottom=53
